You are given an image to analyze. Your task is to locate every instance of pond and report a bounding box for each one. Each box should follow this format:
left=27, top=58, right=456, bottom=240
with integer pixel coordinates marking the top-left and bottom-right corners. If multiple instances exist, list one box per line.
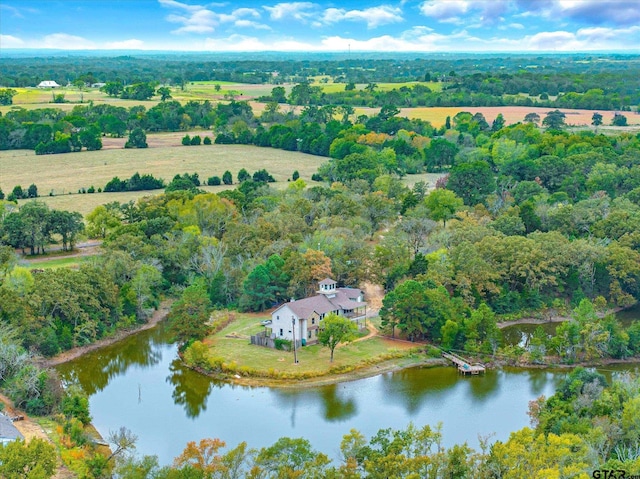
left=501, top=304, right=639, bottom=347
left=56, top=320, right=634, bottom=465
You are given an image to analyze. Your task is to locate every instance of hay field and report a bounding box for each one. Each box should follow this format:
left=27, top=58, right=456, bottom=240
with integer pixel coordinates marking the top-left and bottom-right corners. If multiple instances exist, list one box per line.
left=1, top=136, right=326, bottom=215
left=398, top=106, right=640, bottom=128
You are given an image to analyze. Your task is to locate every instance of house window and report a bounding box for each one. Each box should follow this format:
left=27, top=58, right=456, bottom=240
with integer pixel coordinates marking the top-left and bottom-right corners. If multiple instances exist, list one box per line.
left=308, top=331, right=311, bottom=339
left=277, top=315, right=279, bottom=320
left=312, top=318, right=315, bottom=324
left=279, top=329, right=283, bottom=336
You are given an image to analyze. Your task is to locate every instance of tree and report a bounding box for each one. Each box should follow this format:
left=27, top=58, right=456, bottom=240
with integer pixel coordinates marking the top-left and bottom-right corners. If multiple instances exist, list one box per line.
left=0, top=88, right=17, bottom=106
left=591, top=112, right=603, bottom=127
left=48, top=209, right=84, bottom=251
left=542, top=109, right=566, bottom=130
left=254, top=437, right=330, bottom=478
left=222, top=171, right=232, bottom=185
left=612, top=113, right=627, bottom=126
left=424, top=189, right=463, bottom=226
left=174, top=438, right=250, bottom=478
left=425, top=138, right=458, bottom=171
left=168, top=280, right=212, bottom=350
left=447, top=160, right=496, bottom=206
left=157, top=86, right=172, bottom=102
left=19, top=200, right=50, bottom=255
left=524, top=112, right=540, bottom=125
left=318, top=313, right=358, bottom=362
left=0, top=438, right=56, bottom=479
left=101, top=81, right=123, bottom=97
left=237, top=168, right=250, bottom=183
left=125, top=128, right=148, bottom=148
left=491, top=113, right=505, bottom=132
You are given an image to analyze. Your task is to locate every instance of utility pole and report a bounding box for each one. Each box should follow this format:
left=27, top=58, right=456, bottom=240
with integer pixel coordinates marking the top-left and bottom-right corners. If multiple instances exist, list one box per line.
left=292, top=316, right=298, bottom=364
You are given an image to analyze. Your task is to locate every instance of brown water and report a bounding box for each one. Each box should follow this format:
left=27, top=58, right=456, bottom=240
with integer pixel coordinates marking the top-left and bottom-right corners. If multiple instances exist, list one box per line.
left=56, top=320, right=635, bottom=465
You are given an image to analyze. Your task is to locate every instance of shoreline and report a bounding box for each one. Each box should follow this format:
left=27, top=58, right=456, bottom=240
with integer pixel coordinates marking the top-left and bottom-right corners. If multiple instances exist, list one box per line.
left=41, top=299, right=173, bottom=367
left=218, top=356, right=447, bottom=389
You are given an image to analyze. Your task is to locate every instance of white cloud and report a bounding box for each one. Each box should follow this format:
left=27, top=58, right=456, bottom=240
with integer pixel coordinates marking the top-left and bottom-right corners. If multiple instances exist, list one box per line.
left=320, top=6, right=403, bottom=29
left=104, top=39, right=145, bottom=49
left=0, top=4, right=24, bottom=18
left=264, top=2, right=315, bottom=22
left=556, top=0, right=640, bottom=26
left=419, top=0, right=470, bottom=23
left=42, top=33, right=95, bottom=49
left=0, top=34, right=25, bottom=47
left=166, top=8, right=217, bottom=34
left=204, top=33, right=317, bottom=51
left=234, top=20, right=271, bottom=30
left=160, top=1, right=267, bottom=34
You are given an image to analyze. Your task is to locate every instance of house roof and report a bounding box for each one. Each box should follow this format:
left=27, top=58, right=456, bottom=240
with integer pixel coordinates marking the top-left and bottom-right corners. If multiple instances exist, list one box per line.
left=274, top=287, right=365, bottom=319
left=37, top=80, right=60, bottom=87
left=319, top=278, right=337, bottom=286
left=0, top=414, right=23, bottom=441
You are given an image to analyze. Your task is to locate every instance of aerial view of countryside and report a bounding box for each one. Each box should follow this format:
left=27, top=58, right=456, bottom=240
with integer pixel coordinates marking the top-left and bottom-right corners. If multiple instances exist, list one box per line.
left=1, top=0, right=640, bottom=477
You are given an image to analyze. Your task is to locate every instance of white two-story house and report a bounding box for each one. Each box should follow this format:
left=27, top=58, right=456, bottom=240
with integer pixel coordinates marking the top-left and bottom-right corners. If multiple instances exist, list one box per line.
left=270, top=278, right=366, bottom=346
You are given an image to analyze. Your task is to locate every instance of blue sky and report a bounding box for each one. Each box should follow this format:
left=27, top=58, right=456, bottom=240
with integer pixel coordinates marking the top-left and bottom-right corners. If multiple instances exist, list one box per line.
left=1, top=0, right=639, bottom=52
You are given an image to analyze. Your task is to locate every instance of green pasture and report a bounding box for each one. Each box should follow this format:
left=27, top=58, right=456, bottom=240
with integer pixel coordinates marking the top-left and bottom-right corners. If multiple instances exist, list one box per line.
left=1, top=140, right=326, bottom=215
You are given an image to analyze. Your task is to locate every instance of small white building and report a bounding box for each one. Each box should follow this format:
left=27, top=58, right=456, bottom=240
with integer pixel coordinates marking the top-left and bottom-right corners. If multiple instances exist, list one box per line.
left=270, top=278, right=366, bottom=345
left=37, top=80, right=60, bottom=88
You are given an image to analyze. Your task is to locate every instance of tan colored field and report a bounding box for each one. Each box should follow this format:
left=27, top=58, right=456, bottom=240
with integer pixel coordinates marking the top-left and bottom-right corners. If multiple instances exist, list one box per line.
left=1, top=135, right=326, bottom=215
left=397, top=106, right=640, bottom=128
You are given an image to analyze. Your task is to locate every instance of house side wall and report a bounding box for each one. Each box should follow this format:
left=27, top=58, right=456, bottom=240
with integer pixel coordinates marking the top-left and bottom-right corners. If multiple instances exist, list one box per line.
left=271, top=304, right=295, bottom=341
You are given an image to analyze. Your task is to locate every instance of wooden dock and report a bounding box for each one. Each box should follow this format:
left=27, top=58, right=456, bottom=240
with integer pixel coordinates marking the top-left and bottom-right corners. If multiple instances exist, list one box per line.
left=442, top=352, right=486, bottom=375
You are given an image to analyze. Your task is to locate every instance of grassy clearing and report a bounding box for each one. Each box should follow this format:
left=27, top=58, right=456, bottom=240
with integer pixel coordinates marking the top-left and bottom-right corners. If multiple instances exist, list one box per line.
left=206, top=312, right=420, bottom=377
left=2, top=133, right=443, bottom=216
left=21, top=255, right=90, bottom=270
left=1, top=139, right=326, bottom=215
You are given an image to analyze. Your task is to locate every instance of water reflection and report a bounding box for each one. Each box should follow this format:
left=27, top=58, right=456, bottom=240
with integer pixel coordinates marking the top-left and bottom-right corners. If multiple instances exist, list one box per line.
left=320, top=385, right=357, bottom=422
left=166, top=358, right=213, bottom=418
left=57, top=325, right=165, bottom=395
left=56, top=319, right=640, bottom=466
left=378, top=366, right=461, bottom=414
left=270, top=383, right=358, bottom=423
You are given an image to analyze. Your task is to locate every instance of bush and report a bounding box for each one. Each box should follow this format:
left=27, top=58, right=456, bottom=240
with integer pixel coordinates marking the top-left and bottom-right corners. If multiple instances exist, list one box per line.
left=237, top=168, right=251, bottom=183
left=190, top=135, right=201, bottom=145
left=252, top=169, right=275, bottom=183
left=222, top=171, right=233, bottom=185
left=292, top=170, right=300, bottom=181
left=182, top=134, right=191, bottom=146
left=207, top=176, right=221, bottom=186
left=203, top=136, right=212, bottom=145
left=125, top=128, right=148, bottom=148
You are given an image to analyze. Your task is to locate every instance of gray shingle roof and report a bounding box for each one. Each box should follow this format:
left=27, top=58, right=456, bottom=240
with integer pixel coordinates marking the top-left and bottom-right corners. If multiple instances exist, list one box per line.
left=0, top=414, right=23, bottom=441
left=280, top=287, right=365, bottom=319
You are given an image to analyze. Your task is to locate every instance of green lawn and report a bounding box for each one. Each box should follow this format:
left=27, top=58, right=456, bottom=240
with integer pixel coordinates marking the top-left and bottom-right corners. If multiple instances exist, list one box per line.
left=205, top=312, right=419, bottom=377
left=22, top=255, right=91, bottom=270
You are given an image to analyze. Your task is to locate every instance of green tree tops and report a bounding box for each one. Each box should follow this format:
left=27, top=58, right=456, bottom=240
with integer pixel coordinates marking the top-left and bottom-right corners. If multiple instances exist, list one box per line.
left=168, top=280, right=212, bottom=350
left=318, top=313, right=358, bottom=362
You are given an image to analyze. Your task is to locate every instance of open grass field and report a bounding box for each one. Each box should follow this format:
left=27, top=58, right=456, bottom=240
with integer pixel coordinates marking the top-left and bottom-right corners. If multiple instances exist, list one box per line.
left=309, top=80, right=444, bottom=94
left=1, top=136, right=326, bottom=215
left=206, top=311, right=420, bottom=377
left=398, top=105, right=640, bottom=128
left=21, top=255, right=91, bottom=270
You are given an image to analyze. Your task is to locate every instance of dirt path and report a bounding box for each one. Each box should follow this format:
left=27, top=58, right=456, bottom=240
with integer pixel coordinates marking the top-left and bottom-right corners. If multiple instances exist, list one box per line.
left=42, top=299, right=173, bottom=367
left=19, top=240, right=103, bottom=264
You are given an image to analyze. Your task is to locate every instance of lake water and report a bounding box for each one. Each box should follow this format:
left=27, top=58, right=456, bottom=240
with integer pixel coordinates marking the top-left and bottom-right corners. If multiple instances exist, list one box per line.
left=56, top=320, right=635, bottom=465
